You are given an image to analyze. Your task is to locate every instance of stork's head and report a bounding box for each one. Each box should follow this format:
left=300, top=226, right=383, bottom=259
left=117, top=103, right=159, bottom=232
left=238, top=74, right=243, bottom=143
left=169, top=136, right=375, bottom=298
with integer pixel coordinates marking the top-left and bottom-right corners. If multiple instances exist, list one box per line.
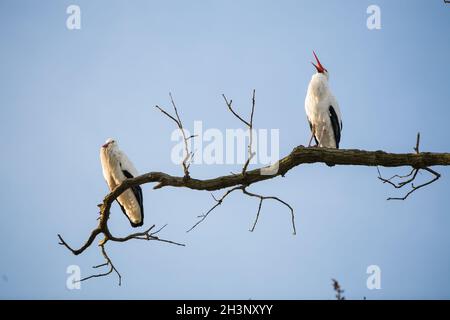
left=311, top=51, right=329, bottom=78
left=102, top=138, right=117, bottom=149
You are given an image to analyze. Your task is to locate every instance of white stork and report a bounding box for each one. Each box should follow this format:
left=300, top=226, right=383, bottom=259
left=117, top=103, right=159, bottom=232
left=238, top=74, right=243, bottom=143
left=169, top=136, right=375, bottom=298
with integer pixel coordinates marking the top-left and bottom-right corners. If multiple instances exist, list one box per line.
left=305, top=51, right=343, bottom=149
left=100, top=138, right=144, bottom=227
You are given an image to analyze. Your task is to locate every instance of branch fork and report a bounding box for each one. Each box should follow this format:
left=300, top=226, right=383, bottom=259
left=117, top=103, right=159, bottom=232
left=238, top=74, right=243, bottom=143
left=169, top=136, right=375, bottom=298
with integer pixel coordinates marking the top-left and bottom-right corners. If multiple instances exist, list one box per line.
left=155, top=93, right=194, bottom=179
left=188, top=90, right=296, bottom=234
left=58, top=194, right=184, bottom=285
left=377, top=133, right=441, bottom=200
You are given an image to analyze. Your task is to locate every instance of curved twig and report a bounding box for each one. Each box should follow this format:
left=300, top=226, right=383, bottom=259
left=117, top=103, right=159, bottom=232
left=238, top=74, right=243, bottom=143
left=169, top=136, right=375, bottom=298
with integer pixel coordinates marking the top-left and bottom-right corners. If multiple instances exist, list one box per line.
left=58, top=228, right=101, bottom=256
left=243, top=188, right=296, bottom=235
left=387, top=168, right=441, bottom=201
left=222, top=95, right=251, bottom=127
left=377, top=133, right=441, bottom=200
left=77, top=242, right=122, bottom=286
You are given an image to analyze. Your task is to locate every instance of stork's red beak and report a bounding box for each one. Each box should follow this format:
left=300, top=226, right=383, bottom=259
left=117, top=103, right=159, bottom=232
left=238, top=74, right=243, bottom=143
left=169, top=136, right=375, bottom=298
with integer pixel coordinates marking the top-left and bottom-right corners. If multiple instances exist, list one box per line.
left=311, top=51, right=327, bottom=73
left=102, top=142, right=110, bottom=148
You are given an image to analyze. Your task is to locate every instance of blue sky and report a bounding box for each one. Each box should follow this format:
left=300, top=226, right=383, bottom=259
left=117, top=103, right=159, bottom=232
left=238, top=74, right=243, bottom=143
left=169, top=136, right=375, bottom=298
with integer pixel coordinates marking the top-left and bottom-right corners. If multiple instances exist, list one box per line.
left=1, top=0, right=450, bottom=299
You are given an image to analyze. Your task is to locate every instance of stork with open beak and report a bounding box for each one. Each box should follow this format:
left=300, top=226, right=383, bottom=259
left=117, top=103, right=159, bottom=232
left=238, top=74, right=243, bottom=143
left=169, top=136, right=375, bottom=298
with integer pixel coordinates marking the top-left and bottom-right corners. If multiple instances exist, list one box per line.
left=305, top=51, right=343, bottom=149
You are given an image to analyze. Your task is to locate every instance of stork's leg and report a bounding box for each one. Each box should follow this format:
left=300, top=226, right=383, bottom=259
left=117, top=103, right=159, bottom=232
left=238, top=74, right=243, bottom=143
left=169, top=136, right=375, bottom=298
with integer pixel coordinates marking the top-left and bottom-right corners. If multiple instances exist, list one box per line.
left=308, top=133, right=314, bottom=147
left=320, top=125, right=327, bottom=147
left=308, top=124, right=316, bottom=147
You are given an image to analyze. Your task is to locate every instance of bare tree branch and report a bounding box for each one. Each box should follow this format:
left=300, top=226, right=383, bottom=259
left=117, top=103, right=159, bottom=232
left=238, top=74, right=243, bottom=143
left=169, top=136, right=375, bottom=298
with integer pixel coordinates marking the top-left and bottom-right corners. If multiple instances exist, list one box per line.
left=243, top=188, right=296, bottom=235
left=155, top=93, right=193, bottom=178
left=58, top=182, right=185, bottom=285
left=108, top=224, right=185, bottom=246
left=154, top=105, right=180, bottom=127
left=243, top=90, right=256, bottom=175
left=385, top=168, right=441, bottom=201
left=186, top=90, right=296, bottom=234
left=377, top=132, right=441, bottom=200
left=223, top=90, right=256, bottom=176
left=414, top=132, right=420, bottom=154
left=187, top=186, right=243, bottom=233
left=187, top=185, right=296, bottom=234
left=57, top=228, right=101, bottom=256
left=77, top=241, right=122, bottom=286
left=59, top=218, right=184, bottom=284
left=377, top=167, right=417, bottom=185
left=222, top=94, right=251, bottom=127
left=59, top=92, right=450, bottom=285
left=111, top=148, right=450, bottom=194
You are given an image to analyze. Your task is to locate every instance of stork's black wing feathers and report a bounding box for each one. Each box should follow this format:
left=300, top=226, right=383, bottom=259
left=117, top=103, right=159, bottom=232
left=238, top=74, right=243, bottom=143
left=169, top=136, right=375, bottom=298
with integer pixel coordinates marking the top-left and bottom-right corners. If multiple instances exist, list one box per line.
left=118, top=169, right=144, bottom=227
left=329, top=106, right=341, bottom=149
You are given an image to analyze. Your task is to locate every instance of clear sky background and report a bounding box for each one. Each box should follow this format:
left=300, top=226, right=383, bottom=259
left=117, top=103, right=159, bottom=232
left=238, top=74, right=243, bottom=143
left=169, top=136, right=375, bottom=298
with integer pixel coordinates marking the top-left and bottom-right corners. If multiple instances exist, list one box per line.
left=1, top=0, right=450, bottom=299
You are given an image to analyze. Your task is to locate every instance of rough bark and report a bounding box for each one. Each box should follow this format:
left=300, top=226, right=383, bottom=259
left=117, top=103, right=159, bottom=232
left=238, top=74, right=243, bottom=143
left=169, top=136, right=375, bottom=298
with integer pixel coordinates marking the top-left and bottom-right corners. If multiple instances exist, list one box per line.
left=115, top=146, right=450, bottom=193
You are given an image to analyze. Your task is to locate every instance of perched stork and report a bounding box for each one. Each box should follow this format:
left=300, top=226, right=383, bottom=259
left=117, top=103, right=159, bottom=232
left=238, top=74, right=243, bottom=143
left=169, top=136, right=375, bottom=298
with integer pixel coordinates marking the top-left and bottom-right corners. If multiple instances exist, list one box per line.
left=100, top=138, right=144, bottom=227
left=305, top=51, right=343, bottom=149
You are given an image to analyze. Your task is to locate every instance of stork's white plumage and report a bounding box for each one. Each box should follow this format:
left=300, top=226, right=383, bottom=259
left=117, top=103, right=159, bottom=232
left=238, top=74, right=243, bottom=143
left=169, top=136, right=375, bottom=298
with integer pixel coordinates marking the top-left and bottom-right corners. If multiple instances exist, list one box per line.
left=100, top=138, right=144, bottom=227
left=305, top=51, right=343, bottom=148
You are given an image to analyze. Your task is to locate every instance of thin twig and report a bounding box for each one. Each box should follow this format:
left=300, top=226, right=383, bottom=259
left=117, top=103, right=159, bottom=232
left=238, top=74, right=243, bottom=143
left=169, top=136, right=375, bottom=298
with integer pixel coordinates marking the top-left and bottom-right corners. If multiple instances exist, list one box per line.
left=377, top=133, right=441, bottom=200
left=377, top=167, right=419, bottom=189
left=222, top=95, right=251, bottom=127
left=242, top=90, right=256, bottom=175
left=377, top=167, right=416, bottom=183
left=152, top=223, right=168, bottom=235
left=414, top=132, right=420, bottom=154
left=187, top=186, right=243, bottom=232
left=57, top=228, right=102, bottom=256
left=250, top=198, right=264, bottom=232
left=223, top=91, right=256, bottom=176
left=387, top=167, right=441, bottom=200
left=242, top=188, right=296, bottom=235
left=92, top=262, right=109, bottom=269
left=155, top=93, right=193, bottom=178
left=155, top=105, right=180, bottom=127
left=107, top=224, right=185, bottom=246
left=77, top=242, right=122, bottom=286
